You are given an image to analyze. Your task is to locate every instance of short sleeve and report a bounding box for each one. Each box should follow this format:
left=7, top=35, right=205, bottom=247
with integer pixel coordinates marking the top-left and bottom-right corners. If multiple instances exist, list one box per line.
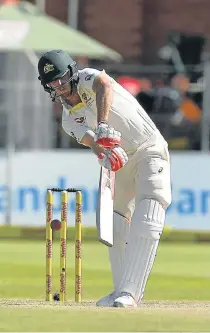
left=78, top=68, right=102, bottom=91
left=62, top=110, right=89, bottom=143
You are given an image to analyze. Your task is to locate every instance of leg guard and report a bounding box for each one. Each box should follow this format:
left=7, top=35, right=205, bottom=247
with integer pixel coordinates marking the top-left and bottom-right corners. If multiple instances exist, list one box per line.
left=109, top=212, right=130, bottom=289
left=117, top=199, right=165, bottom=303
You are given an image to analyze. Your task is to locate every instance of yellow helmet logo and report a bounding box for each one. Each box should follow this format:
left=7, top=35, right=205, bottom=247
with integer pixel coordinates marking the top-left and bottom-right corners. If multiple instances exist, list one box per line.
left=44, top=63, right=54, bottom=74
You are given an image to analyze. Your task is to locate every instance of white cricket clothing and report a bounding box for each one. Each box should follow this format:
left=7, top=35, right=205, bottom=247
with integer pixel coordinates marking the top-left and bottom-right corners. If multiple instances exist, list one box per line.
left=96, top=212, right=130, bottom=308
left=62, top=68, right=164, bottom=156
left=109, top=212, right=130, bottom=289
left=113, top=138, right=171, bottom=221
left=61, top=67, right=172, bottom=304
left=116, top=199, right=166, bottom=303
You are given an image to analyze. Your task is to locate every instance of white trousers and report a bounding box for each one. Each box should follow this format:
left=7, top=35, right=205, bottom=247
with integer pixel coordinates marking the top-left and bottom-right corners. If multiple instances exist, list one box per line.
left=108, top=138, right=172, bottom=298
left=114, top=138, right=172, bottom=219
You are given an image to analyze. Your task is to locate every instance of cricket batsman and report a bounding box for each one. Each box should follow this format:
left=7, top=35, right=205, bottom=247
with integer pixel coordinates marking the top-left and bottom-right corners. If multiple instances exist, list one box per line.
left=38, top=50, right=172, bottom=308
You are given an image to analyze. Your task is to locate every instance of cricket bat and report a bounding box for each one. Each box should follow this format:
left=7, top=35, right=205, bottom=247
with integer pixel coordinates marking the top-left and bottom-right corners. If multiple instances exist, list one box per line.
left=96, top=167, right=115, bottom=247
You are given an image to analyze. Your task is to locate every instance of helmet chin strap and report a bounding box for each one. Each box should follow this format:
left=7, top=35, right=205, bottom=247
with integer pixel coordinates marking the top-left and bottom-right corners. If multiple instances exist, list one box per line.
left=60, top=96, right=73, bottom=107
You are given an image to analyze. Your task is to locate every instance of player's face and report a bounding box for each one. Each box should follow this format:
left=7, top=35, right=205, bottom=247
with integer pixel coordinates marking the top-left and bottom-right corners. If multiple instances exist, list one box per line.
left=48, top=72, right=71, bottom=99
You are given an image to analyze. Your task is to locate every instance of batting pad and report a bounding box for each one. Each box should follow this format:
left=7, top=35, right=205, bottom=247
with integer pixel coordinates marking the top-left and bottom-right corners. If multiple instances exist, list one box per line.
left=117, top=199, right=165, bottom=303
left=109, top=212, right=130, bottom=290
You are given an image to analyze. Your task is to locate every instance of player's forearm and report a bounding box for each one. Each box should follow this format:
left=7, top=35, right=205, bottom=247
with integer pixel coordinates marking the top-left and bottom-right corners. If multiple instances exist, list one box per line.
left=80, top=130, right=106, bottom=156
left=94, top=73, right=113, bottom=123
left=96, top=84, right=112, bottom=122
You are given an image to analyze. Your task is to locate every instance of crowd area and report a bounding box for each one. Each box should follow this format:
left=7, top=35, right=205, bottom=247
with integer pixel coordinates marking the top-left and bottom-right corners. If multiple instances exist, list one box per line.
left=119, top=72, right=203, bottom=150
left=54, top=70, right=203, bottom=151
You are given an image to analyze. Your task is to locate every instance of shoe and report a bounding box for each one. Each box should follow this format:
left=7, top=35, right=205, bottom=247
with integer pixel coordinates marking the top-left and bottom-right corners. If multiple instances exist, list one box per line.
left=113, top=292, right=137, bottom=308
left=96, top=291, right=117, bottom=307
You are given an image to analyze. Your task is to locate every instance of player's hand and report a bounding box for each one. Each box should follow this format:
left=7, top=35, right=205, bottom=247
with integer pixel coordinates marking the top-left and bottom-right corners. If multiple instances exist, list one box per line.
left=97, top=146, right=128, bottom=172
left=95, top=122, right=121, bottom=148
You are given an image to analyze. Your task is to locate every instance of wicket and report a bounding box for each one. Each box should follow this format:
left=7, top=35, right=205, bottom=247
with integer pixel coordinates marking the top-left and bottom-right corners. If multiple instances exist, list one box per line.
left=45, top=188, right=82, bottom=302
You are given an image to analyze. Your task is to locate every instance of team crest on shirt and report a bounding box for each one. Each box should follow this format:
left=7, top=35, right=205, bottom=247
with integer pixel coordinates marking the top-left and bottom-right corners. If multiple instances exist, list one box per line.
left=82, top=92, right=92, bottom=105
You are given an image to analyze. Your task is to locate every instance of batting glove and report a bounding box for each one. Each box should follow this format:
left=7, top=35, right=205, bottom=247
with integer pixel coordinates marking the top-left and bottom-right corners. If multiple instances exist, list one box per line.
left=98, top=146, right=128, bottom=172
left=95, top=122, right=121, bottom=148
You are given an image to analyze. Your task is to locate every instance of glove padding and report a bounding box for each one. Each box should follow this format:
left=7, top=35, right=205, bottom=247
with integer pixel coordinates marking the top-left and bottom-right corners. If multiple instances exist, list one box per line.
left=98, top=146, right=128, bottom=172
left=95, top=122, right=121, bottom=148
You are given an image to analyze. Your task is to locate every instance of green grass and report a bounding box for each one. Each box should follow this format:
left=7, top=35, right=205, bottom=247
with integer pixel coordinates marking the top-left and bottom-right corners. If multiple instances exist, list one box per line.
left=0, top=241, right=210, bottom=300
left=0, top=241, right=210, bottom=331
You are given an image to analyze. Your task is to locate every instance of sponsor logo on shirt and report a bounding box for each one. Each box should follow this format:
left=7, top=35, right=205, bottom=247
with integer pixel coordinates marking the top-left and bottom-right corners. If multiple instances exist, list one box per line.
left=85, top=74, right=93, bottom=81
left=74, top=116, right=86, bottom=125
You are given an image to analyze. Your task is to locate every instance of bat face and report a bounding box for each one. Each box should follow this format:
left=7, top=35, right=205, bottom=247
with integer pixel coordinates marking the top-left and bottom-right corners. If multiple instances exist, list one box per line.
left=96, top=168, right=115, bottom=247
left=101, top=169, right=115, bottom=200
